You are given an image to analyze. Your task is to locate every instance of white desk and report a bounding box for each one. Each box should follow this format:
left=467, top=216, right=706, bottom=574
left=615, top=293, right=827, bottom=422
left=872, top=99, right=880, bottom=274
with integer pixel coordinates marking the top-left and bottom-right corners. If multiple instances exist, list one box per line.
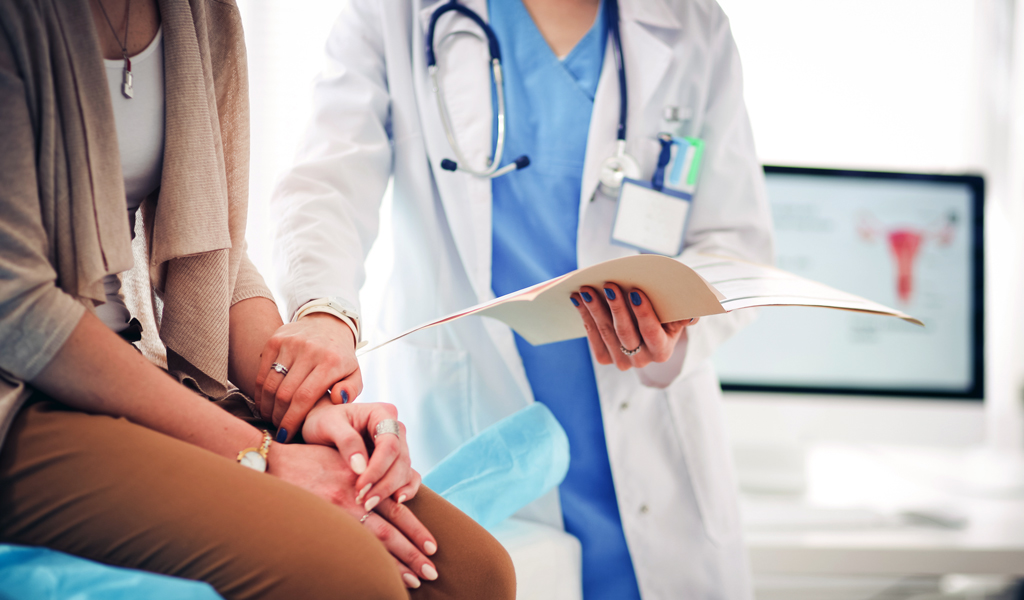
left=741, top=444, right=1024, bottom=578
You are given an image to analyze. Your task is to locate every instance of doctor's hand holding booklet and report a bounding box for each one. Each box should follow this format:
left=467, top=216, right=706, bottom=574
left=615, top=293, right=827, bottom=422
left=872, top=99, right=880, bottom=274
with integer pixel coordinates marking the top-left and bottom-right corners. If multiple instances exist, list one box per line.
left=572, top=282, right=699, bottom=371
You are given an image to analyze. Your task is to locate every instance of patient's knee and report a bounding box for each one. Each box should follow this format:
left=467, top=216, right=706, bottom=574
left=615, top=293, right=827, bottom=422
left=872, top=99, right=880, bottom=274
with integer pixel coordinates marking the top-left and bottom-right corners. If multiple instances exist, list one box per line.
left=419, top=526, right=516, bottom=600
left=475, top=534, right=516, bottom=600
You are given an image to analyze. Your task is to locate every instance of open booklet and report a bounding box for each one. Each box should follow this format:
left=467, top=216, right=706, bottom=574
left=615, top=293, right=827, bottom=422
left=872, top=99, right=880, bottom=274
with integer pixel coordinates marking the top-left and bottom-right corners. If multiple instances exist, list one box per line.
left=357, top=253, right=923, bottom=355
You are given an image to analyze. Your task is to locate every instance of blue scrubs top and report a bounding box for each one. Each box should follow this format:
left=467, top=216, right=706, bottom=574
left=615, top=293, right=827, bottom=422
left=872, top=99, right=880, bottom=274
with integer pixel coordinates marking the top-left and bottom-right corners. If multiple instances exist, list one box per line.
left=488, top=2, right=642, bottom=598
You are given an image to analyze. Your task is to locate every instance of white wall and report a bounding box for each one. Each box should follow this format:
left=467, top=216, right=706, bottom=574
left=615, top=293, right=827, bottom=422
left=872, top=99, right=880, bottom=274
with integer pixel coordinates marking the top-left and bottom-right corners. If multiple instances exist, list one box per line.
left=237, top=0, right=342, bottom=286
left=718, top=0, right=980, bottom=172
left=238, top=0, right=394, bottom=326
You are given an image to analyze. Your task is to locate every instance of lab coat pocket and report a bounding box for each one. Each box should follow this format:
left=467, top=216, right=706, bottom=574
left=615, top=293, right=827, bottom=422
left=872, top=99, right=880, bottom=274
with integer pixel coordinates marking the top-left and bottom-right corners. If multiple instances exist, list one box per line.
left=667, top=365, right=742, bottom=545
left=360, top=339, right=472, bottom=473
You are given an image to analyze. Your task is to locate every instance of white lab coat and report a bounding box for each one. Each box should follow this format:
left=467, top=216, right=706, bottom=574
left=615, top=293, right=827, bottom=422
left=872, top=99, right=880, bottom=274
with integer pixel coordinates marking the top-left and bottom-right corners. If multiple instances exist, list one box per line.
left=272, top=0, right=773, bottom=597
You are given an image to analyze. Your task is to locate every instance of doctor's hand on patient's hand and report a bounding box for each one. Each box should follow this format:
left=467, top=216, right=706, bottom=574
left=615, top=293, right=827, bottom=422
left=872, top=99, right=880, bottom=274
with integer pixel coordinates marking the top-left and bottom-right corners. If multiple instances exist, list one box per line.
left=255, top=313, right=362, bottom=443
left=571, top=282, right=698, bottom=371
left=266, top=423, right=438, bottom=588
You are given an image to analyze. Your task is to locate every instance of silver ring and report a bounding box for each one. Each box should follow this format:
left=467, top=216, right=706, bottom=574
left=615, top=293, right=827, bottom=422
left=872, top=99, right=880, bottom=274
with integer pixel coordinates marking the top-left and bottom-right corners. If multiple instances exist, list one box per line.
left=374, top=419, right=400, bottom=440
left=620, top=343, right=642, bottom=356
left=270, top=363, right=289, bottom=376
left=359, top=511, right=373, bottom=524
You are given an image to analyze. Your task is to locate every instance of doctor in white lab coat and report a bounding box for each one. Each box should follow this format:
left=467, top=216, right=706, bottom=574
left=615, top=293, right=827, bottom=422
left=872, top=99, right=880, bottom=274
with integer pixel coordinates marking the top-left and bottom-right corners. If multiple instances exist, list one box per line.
left=270, top=0, right=773, bottom=597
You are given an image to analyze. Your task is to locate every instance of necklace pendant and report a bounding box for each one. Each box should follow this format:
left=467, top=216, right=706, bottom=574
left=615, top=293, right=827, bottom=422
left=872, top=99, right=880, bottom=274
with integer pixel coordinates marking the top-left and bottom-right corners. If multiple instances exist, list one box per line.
left=121, top=60, right=133, bottom=99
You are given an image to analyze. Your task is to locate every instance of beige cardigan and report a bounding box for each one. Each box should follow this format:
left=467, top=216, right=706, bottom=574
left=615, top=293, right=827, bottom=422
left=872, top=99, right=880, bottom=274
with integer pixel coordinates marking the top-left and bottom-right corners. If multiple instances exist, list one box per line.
left=0, top=0, right=274, bottom=449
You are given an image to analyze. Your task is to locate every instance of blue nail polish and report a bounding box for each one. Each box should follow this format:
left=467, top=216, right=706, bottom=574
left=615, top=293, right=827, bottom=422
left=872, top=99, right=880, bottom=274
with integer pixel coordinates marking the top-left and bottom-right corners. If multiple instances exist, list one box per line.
left=581, top=292, right=593, bottom=303
left=341, top=390, right=349, bottom=404
left=604, top=288, right=616, bottom=301
left=630, top=291, right=642, bottom=306
left=571, top=297, right=580, bottom=307
left=276, top=428, right=288, bottom=444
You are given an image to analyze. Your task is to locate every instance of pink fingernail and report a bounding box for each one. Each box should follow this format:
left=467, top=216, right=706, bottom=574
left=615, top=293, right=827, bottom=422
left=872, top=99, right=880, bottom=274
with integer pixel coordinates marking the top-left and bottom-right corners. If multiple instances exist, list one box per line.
left=421, top=564, right=438, bottom=581
left=402, top=573, right=421, bottom=589
left=356, top=484, right=371, bottom=504
left=350, top=454, right=367, bottom=475
left=364, top=496, right=380, bottom=512
left=424, top=541, right=437, bottom=555
left=397, top=494, right=407, bottom=504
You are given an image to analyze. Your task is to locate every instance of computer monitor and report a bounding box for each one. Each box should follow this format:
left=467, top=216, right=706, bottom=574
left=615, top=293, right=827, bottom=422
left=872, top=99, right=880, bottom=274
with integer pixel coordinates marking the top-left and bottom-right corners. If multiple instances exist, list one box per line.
left=714, top=166, right=984, bottom=401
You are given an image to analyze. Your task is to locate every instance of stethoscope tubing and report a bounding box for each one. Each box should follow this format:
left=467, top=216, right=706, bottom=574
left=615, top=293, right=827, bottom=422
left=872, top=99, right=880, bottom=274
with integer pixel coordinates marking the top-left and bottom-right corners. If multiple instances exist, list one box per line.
left=426, top=0, right=627, bottom=181
left=430, top=57, right=508, bottom=177
left=607, top=0, right=627, bottom=144
left=425, top=1, right=501, bottom=68
left=427, top=1, right=516, bottom=178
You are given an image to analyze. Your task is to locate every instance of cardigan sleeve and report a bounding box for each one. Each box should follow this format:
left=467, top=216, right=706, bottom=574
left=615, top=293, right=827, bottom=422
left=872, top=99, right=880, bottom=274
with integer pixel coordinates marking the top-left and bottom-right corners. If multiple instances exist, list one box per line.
left=0, top=27, right=86, bottom=381
left=231, top=244, right=275, bottom=306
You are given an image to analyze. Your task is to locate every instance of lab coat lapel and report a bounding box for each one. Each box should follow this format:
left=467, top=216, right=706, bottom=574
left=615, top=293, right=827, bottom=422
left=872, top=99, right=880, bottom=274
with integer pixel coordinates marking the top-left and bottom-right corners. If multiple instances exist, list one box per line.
left=415, top=0, right=495, bottom=305
left=578, top=0, right=679, bottom=237
left=415, top=0, right=536, bottom=407
left=579, top=40, right=619, bottom=226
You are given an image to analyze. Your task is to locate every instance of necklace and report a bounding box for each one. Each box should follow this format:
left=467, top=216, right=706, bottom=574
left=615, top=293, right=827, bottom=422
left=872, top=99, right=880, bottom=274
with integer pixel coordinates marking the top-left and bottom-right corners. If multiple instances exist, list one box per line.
left=96, top=0, right=133, bottom=99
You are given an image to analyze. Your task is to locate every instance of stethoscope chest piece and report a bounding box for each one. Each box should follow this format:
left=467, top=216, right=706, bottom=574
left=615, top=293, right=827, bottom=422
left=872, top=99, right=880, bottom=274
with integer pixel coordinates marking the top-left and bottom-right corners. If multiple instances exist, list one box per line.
left=599, top=143, right=642, bottom=197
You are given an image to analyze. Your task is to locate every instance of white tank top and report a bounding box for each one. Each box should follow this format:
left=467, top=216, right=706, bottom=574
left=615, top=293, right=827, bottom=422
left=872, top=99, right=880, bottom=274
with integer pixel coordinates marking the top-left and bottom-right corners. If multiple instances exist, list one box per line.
left=95, top=27, right=165, bottom=332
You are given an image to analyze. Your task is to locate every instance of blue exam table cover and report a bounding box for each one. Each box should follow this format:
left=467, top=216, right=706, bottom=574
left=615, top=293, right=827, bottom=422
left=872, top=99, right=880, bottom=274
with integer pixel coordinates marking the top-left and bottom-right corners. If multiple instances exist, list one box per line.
left=423, top=402, right=571, bottom=530
left=0, top=544, right=222, bottom=600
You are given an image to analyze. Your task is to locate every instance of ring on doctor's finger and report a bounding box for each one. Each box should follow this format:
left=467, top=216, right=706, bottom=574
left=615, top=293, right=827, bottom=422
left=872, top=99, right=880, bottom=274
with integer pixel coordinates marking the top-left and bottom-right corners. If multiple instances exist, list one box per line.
left=620, top=343, right=643, bottom=356
left=374, top=419, right=401, bottom=440
left=270, top=363, right=289, bottom=376
left=360, top=511, right=374, bottom=524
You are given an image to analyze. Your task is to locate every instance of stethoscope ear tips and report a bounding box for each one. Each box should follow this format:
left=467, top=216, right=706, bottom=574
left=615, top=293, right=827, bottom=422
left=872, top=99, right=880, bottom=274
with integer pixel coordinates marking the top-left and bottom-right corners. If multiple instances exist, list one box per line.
left=513, top=155, right=530, bottom=170
left=441, top=159, right=458, bottom=172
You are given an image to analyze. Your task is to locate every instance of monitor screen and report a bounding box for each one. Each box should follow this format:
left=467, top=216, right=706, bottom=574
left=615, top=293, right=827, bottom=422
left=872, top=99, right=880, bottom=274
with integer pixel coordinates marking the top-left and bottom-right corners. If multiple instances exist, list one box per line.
left=713, top=166, right=984, bottom=400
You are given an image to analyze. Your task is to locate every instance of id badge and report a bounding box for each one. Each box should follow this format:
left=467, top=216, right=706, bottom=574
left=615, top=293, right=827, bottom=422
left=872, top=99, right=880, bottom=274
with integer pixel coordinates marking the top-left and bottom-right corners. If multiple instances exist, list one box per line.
left=610, top=178, right=692, bottom=256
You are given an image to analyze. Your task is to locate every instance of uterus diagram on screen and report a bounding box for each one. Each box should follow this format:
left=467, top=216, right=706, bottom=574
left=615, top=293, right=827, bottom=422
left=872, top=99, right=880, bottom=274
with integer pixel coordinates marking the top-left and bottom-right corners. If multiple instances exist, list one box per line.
left=857, top=211, right=958, bottom=305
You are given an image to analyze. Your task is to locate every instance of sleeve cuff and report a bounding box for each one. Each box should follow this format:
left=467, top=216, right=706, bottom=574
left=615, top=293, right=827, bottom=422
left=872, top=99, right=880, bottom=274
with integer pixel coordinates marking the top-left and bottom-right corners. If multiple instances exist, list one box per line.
left=231, top=286, right=276, bottom=307
left=292, top=296, right=364, bottom=347
left=637, top=330, right=689, bottom=389
left=3, top=297, right=87, bottom=382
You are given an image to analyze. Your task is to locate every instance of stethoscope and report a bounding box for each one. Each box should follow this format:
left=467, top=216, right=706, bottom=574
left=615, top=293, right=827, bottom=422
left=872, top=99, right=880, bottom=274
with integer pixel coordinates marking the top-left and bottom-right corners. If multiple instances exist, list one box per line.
left=425, top=0, right=641, bottom=194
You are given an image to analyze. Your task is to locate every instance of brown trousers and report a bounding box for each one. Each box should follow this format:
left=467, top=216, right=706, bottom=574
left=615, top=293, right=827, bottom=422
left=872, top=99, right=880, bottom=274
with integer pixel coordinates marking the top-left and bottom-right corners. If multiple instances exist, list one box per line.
left=0, top=399, right=515, bottom=600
